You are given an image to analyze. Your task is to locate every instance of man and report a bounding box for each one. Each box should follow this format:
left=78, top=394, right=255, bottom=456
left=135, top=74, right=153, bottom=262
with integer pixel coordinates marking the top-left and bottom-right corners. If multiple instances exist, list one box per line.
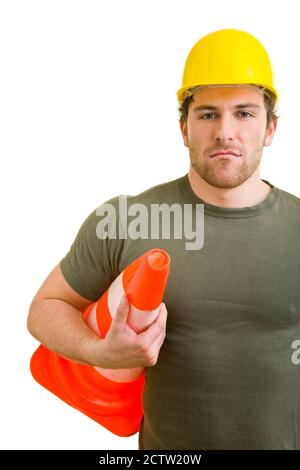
left=27, top=29, right=300, bottom=449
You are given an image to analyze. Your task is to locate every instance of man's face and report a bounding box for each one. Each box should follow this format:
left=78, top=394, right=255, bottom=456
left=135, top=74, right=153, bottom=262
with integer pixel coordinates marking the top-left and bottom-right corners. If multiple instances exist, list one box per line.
left=180, top=85, right=277, bottom=189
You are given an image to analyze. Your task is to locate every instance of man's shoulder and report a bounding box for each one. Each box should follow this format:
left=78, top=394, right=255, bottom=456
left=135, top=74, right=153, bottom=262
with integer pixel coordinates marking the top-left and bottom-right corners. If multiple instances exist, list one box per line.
left=277, top=185, right=300, bottom=207
left=102, top=174, right=187, bottom=209
left=133, top=174, right=186, bottom=200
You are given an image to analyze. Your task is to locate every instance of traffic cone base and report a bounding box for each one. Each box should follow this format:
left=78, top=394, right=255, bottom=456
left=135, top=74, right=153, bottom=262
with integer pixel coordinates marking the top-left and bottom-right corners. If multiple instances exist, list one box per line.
left=30, top=249, right=170, bottom=436
left=30, top=344, right=145, bottom=436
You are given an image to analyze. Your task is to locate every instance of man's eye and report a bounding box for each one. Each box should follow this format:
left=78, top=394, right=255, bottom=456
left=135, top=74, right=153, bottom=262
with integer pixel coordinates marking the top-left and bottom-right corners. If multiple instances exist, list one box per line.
left=238, top=111, right=252, bottom=117
left=198, top=113, right=216, bottom=120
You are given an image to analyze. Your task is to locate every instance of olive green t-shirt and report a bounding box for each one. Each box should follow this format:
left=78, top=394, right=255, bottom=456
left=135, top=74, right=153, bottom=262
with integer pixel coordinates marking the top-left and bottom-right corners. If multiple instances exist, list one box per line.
left=60, top=173, right=300, bottom=450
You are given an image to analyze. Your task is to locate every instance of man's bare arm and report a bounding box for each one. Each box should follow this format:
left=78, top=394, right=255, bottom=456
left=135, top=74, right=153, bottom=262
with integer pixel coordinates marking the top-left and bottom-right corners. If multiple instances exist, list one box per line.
left=27, top=264, right=167, bottom=368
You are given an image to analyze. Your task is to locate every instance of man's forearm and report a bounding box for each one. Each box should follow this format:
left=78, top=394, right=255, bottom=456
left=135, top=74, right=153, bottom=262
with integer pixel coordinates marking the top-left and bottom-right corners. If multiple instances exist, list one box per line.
left=27, top=298, right=103, bottom=366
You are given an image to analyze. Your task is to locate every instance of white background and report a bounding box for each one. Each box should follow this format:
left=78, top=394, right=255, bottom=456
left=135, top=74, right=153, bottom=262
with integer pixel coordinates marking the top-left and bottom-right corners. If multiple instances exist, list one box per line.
left=1, top=0, right=299, bottom=450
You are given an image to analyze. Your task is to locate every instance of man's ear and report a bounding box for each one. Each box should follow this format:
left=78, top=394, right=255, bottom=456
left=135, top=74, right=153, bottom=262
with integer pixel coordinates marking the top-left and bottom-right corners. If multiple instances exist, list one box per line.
left=264, top=117, right=277, bottom=147
left=180, top=119, right=188, bottom=147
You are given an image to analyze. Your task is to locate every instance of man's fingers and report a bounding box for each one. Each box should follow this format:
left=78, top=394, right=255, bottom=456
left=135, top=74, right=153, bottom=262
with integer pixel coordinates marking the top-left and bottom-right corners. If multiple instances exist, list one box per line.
left=137, top=303, right=167, bottom=346
left=150, top=327, right=167, bottom=353
left=111, top=295, right=130, bottom=326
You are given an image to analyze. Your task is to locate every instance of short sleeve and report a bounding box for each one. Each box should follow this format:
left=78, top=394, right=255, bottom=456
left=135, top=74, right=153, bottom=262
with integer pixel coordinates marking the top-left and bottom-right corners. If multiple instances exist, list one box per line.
left=60, top=196, right=122, bottom=301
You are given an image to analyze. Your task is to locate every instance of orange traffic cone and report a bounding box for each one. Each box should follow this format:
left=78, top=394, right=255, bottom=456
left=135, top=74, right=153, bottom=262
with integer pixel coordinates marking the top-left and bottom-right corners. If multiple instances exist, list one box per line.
left=30, top=248, right=170, bottom=437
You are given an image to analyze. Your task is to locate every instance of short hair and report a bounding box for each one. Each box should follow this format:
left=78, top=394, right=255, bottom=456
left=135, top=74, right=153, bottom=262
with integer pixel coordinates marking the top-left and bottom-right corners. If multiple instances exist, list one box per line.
left=178, top=85, right=279, bottom=128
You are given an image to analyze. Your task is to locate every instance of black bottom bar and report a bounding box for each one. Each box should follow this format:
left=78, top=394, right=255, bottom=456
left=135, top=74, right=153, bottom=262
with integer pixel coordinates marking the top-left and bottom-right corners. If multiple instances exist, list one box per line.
left=1, top=450, right=300, bottom=467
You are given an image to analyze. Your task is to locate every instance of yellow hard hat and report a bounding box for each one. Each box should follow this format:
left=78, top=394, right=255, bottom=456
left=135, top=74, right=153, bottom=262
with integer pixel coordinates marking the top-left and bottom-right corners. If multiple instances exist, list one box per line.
left=177, top=29, right=279, bottom=104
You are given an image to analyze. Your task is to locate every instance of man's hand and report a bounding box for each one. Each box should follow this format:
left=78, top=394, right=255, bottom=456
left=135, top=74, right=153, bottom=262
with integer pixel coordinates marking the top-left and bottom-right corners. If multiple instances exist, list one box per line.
left=86, top=295, right=168, bottom=369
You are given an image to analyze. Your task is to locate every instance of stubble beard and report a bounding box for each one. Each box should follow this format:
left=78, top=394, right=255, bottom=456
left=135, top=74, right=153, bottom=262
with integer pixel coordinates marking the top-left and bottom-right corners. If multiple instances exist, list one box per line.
left=189, top=140, right=265, bottom=189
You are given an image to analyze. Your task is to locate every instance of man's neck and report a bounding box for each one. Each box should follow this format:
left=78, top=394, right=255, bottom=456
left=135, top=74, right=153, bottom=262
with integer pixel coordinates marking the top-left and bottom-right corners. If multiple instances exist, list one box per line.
left=188, top=167, right=272, bottom=208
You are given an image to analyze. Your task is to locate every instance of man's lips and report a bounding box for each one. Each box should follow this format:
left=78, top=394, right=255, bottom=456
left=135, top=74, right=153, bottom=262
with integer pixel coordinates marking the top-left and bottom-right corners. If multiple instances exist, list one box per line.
left=210, top=150, right=241, bottom=158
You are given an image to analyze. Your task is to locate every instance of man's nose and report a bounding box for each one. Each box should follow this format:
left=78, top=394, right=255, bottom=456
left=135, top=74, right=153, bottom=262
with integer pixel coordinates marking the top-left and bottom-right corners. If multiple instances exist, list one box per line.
left=213, top=116, right=237, bottom=142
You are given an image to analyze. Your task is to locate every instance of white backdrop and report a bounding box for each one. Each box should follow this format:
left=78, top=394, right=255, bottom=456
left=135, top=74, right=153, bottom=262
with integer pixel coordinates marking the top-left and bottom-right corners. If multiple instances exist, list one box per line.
left=1, top=0, right=299, bottom=450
